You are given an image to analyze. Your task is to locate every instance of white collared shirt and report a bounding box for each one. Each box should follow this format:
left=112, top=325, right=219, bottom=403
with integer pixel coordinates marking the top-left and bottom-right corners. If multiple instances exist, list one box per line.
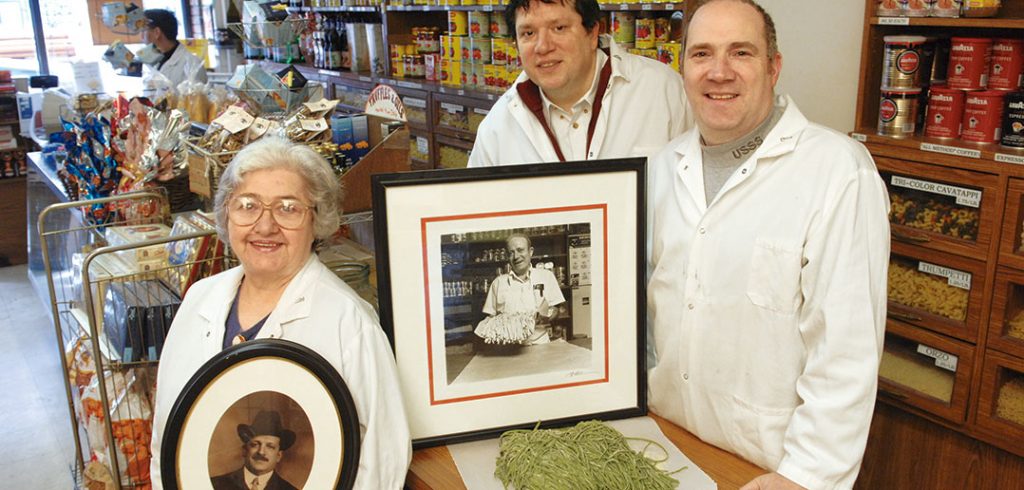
left=242, top=468, right=273, bottom=489
left=540, top=49, right=609, bottom=161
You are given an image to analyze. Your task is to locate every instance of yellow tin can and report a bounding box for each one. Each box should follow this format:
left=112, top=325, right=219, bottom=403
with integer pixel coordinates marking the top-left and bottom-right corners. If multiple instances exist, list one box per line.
left=483, top=63, right=496, bottom=88
left=449, top=11, right=468, bottom=36
left=657, top=42, right=681, bottom=72
left=449, top=35, right=463, bottom=60
left=469, top=11, right=490, bottom=37
left=506, top=39, right=519, bottom=66
left=635, top=17, right=655, bottom=49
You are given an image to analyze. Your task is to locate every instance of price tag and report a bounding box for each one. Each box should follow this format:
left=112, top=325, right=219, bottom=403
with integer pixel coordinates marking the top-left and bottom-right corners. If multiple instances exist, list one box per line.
left=642, top=4, right=653, bottom=10
left=318, top=69, right=341, bottom=77
left=890, top=175, right=981, bottom=208
left=396, top=81, right=421, bottom=89
left=422, top=5, right=430, bottom=10
left=405, top=97, right=427, bottom=109
left=473, top=107, right=489, bottom=115
left=299, top=118, right=328, bottom=132
left=920, top=142, right=982, bottom=159
left=483, top=5, right=493, bottom=11
left=457, top=89, right=465, bottom=96
left=664, top=3, right=675, bottom=9
left=417, top=136, right=429, bottom=155
left=359, top=76, right=372, bottom=83
left=996, top=153, right=1024, bottom=165
left=917, top=261, right=972, bottom=290
left=619, top=4, right=628, bottom=9
left=442, top=102, right=464, bottom=113
left=916, top=344, right=958, bottom=372
left=878, top=16, right=911, bottom=26
left=850, top=132, right=867, bottom=142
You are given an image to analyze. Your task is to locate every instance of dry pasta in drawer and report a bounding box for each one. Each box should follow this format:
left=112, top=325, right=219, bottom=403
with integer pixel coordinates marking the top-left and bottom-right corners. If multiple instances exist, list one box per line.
left=886, top=242, right=985, bottom=343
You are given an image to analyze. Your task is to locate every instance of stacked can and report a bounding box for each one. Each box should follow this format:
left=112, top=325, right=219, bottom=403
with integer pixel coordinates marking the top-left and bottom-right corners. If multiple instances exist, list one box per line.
left=879, top=36, right=928, bottom=138
left=875, top=0, right=965, bottom=18
left=445, top=11, right=468, bottom=87
left=612, top=12, right=636, bottom=49
left=467, top=10, right=490, bottom=89
left=390, top=43, right=417, bottom=78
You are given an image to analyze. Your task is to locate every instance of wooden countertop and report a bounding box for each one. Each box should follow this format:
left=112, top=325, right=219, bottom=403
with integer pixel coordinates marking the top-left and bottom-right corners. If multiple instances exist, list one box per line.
left=405, top=413, right=765, bottom=490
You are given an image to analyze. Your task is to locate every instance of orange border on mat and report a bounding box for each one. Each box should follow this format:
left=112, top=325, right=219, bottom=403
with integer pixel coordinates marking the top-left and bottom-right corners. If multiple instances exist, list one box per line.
left=420, top=204, right=610, bottom=406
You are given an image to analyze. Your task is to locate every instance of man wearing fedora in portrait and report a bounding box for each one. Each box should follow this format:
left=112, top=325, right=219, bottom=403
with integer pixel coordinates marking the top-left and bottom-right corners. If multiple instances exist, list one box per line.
left=211, top=410, right=299, bottom=490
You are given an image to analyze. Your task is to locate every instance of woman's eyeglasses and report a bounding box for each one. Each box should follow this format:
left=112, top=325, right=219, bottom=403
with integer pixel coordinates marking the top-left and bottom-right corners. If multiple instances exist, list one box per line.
left=227, top=195, right=316, bottom=229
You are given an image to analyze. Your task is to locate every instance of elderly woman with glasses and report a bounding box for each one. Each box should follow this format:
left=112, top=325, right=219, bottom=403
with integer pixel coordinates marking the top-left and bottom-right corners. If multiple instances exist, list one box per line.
left=150, top=137, right=411, bottom=489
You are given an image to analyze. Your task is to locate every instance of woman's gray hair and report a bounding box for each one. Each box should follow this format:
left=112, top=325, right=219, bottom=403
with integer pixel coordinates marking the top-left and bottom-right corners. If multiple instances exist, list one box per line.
left=213, top=136, right=342, bottom=247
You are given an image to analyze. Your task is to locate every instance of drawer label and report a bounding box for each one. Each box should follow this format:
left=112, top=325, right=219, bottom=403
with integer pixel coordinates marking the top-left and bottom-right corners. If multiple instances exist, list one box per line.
left=890, top=175, right=981, bottom=208
left=473, top=108, right=489, bottom=115
left=441, top=102, right=464, bottom=113
left=995, top=153, right=1024, bottom=165
left=917, top=261, right=972, bottom=290
left=879, top=17, right=911, bottom=26
left=917, top=344, right=958, bottom=372
left=417, top=136, right=429, bottom=155
left=404, top=97, right=427, bottom=109
left=920, top=142, right=982, bottom=159
left=396, top=81, right=422, bottom=89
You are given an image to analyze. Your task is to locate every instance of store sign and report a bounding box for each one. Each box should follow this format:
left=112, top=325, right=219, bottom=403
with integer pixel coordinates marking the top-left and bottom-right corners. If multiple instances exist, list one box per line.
left=365, top=84, right=407, bottom=122
left=917, top=261, right=972, bottom=290
left=889, top=175, right=982, bottom=208
left=920, top=142, right=982, bottom=159
left=996, top=153, right=1024, bottom=165
left=917, top=344, right=958, bottom=372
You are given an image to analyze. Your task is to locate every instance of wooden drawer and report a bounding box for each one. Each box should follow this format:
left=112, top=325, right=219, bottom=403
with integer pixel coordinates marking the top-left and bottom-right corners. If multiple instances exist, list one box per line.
left=333, top=79, right=376, bottom=113
left=876, top=157, right=999, bottom=260
left=975, top=349, right=1024, bottom=457
left=888, top=241, right=986, bottom=343
left=434, top=134, right=472, bottom=169
left=879, top=320, right=975, bottom=424
left=999, top=178, right=1024, bottom=271
left=392, top=85, right=432, bottom=130
left=408, top=130, right=433, bottom=170
left=433, top=93, right=491, bottom=140
left=988, top=266, right=1024, bottom=360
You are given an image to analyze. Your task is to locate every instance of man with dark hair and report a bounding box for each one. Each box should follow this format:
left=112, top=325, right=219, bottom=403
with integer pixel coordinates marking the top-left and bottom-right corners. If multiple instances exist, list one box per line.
left=211, top=410, right=299, bottom=490
left=143, top=9, right=207, bottom=86
left=468, top=0, right=689, bottom=167
left=647, top=1, right=890, bottom=489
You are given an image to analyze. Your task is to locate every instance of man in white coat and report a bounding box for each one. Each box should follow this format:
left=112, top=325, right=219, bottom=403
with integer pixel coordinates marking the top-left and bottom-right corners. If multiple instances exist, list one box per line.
left=647, top=1, right=890, bottom=489
left=467, top=0, right=688, bottom=167
left=143, top=9, right=208, bottom=87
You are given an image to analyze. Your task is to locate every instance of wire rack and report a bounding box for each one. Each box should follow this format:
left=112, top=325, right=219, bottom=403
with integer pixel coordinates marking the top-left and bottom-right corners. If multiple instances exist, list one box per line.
left=38, top=190, right=229, bottom=489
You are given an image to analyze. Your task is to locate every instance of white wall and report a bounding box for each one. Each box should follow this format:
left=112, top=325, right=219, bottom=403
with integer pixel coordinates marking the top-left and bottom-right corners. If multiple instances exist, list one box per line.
left=758, top=1, right=866, bottom=133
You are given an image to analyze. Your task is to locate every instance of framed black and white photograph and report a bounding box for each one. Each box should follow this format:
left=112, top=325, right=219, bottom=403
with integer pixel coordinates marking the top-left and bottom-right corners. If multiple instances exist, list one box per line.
left=161, top=340, right=360, bottom=490
left=373, top=159, right=646, bottom=447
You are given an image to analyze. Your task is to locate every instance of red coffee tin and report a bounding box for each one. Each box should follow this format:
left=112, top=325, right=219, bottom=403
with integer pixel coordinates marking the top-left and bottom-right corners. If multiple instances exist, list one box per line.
left=961, top=89, right=1006, bottom=143
left=948, top=37, right=993, bottom=90
left=989, top=38, right=1024, bottom=90
left=924, top=86, right=965, bottom=139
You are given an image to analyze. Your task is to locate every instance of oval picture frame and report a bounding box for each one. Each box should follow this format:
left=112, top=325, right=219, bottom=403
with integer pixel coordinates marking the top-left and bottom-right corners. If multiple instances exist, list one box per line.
left=161, top=339, right=360, bottom=490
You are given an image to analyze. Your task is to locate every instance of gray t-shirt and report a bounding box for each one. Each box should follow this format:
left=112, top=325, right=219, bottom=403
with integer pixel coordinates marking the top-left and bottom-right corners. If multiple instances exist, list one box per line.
left=701, top=104, right=785, bottom=205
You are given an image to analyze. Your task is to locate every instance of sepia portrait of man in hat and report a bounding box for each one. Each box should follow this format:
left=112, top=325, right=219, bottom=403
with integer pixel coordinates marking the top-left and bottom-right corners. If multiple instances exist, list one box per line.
left=210, top=410, right=299, bottom=490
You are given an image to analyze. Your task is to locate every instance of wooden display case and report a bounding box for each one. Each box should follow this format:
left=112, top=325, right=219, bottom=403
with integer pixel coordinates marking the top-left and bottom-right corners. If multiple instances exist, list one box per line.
left=976, top=349, right=1024, bottom=456
left=888, top=241, right=987, bottom=343
left=853, top=0, right=1024, bottom=476
left=434, top=133, right=472, bottom=168
left=876, top=156, right=999, bottom=258
left=988, top=266, right=1024, bottom=360
left=879, top=319, right=975, bottom=424
left=999, top=178, right=1024, bottom=271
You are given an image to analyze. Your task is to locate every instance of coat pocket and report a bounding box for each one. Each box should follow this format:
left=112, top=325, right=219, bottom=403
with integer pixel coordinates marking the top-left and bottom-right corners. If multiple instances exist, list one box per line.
left=746, top=238, right=803, bottom=314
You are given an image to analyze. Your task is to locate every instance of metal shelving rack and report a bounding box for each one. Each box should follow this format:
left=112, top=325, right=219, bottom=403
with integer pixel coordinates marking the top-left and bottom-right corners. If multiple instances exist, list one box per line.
left=38, top=190, right=227, bottom=489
